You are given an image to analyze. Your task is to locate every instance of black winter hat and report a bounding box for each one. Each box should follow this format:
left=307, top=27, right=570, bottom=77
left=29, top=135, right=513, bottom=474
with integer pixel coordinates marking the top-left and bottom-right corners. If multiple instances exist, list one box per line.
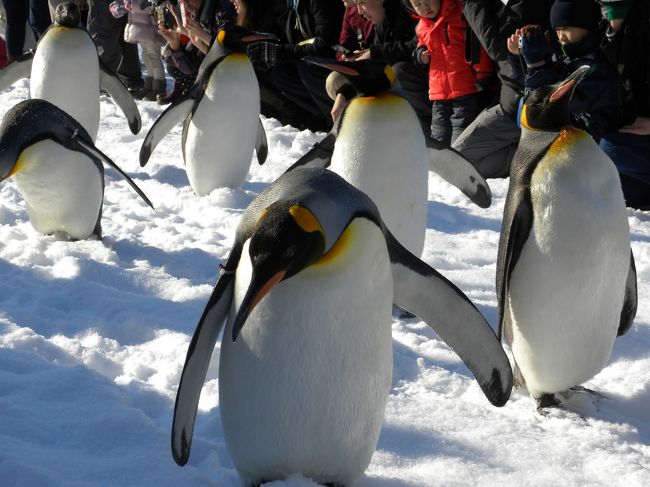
left=550, top=0, right=602, bottom=31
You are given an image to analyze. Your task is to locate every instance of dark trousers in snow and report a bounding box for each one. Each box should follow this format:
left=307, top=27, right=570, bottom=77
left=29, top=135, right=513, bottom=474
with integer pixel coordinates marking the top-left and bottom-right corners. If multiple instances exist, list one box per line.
left=2, top=0, right=50, bottom=59
left=451, top=103, right=521, bottom=179
left=430, top=92, right=482, bottom=146
left=87, top=0, right=141, bottom=86
left=600, top=131, right=650, bottom=209
left=393, top=61, right=432, bottom=135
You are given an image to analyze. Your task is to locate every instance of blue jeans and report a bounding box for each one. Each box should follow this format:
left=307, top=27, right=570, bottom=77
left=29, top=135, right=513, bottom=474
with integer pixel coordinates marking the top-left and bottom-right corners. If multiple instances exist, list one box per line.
left=600, top=131, right=650, bottom=209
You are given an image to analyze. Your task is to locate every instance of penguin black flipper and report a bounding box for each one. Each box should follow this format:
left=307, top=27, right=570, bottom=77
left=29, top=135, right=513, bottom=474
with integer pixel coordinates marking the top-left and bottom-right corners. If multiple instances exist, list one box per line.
left=618, top=250, right=638, bottom=336
left=385, top=227, right=513, bottom=407
left=496, top=131, right=558, bottom=341
left=0, top=52, right=33, bottom=91
left=171, top=264, right=237, bottom=466
left=425, top=135, right=492, bottom=208
left=285, top=110, right=345, bottom=172
left=255, top=117, right=268, bottom=165
left=73, top=136, right=154, bottom=209
left=139, top=97, right=195, bottom=166
left=98, top=60, right=142, bottom=135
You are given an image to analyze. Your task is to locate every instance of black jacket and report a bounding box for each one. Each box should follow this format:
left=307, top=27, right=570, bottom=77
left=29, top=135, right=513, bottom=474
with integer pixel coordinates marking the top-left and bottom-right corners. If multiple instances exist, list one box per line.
left=368, top=0, right=418, bottom=64
left=600, top=0, right=650, bottom=123
left=510, top=32, right=624, bottom=140
left=276, top=0, right=345, bottom=62
left=462, top=0, right=555, bottom=115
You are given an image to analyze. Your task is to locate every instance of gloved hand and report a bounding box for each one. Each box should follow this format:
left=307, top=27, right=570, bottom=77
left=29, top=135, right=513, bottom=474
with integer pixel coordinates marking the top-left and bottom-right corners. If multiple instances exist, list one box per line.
left=246, top=42, right=278, bottom=72
left=109, top=0, right=128, bottom=18
left=412, top=45, right=430, bottom=65
left=519, top=28, right=549, bottom=67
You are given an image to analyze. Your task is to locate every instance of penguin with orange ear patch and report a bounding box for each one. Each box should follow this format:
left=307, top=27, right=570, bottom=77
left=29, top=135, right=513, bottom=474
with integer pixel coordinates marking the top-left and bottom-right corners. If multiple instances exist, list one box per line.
left=139, top=26, right=278, bottom=195
left=497, top=65, right=637, bottom=410
left=171, top=167, right=512, bottom=486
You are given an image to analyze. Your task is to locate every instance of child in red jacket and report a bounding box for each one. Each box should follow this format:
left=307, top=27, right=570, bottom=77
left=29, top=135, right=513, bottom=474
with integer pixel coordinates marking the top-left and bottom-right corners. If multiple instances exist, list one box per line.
left=407, top=0, right=491, bottom=144
left=0, top=36, right=7, bottom=70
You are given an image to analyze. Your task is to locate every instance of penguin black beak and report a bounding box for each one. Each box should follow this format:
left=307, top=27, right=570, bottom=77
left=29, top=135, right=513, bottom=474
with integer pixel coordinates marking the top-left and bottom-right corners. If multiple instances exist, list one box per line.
left=231, top=270, right=286, bottom=341
left=549, top=65, right=591, bottom=104
left=303, top=56, right=361, bottom=77
left=241, top=32, right=280, bottom=44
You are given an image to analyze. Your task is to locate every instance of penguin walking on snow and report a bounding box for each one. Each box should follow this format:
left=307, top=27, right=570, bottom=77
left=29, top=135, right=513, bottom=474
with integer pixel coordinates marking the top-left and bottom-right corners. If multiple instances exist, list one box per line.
left=289, top=58, right=491, bottom=257
left=0, top=99, right=153, bottom=240
left=496, top=65, right=637, bottom=410
left=171, top=167, right=512, bottom=486
left=0, top=2, right=141, bottom=141
left=139, top=26, right=277, bottom=195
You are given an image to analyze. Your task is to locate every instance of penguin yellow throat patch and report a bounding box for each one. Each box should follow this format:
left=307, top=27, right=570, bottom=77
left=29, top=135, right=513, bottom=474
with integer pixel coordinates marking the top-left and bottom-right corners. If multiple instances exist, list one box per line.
left=354, top=93, right=402, bottom=105
left=548, top=127, right=589, bottom=156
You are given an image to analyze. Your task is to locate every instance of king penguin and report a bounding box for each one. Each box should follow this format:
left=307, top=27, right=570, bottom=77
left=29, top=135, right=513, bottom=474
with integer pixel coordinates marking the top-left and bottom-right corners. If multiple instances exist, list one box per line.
left=139, top=26, right=276, bottom=195
left=496, top=65, right=637, bottom=410
left=288, top=58, right=491, bottom=257
left=0, top=99, right=153, bottom=240
left=171, top=167, right=512, bottom=486
left=0, top=2, right=141, bottom=141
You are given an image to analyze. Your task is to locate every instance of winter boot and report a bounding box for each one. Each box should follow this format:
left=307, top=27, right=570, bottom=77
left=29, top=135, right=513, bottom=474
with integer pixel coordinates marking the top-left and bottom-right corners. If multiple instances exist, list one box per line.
left=144, top=78, right=167, bottom=102
left=132, top=77, right=153, bottom=100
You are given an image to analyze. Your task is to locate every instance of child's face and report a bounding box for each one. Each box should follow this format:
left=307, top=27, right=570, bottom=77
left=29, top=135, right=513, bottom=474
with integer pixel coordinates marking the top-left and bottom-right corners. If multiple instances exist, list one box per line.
left=555, top=26, right=589, bottom=45
left=409, top=0, right=442, bottom=19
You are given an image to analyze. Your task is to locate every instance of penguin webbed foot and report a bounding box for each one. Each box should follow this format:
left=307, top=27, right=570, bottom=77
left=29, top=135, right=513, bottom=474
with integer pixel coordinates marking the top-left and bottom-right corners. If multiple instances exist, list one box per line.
left=567, top=385, right=607, bottom=399
left=535, top=393, right=561, bottom=413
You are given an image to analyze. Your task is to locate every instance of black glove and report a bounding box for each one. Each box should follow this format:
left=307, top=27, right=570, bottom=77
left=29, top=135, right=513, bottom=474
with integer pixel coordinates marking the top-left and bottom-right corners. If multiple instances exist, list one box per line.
left=519, top=29, right=549, bottom=66
left=246, top=42, right=278, bottom=71
left=412, top=45, right=429, bottom=66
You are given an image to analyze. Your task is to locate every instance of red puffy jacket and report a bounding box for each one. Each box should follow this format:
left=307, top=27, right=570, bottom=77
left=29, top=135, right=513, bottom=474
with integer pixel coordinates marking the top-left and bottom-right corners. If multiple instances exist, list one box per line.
left=414, top=0, right=492, bottom=101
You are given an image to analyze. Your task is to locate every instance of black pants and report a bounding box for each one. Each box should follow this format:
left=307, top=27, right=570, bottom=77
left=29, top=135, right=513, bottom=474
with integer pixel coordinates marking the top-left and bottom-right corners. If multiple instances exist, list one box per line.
left=393, top=61, right=432, bottom=135
left=86, top=0, right=141, bottom=84
left=430, top=92, right=482, bottom=145
left=2, top=0, right=51, bottom=59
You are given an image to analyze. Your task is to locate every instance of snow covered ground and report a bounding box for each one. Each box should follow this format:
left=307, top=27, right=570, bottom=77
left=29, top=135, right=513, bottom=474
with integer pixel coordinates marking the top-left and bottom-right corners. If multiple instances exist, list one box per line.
left=0, top=79, right=649, bottom=487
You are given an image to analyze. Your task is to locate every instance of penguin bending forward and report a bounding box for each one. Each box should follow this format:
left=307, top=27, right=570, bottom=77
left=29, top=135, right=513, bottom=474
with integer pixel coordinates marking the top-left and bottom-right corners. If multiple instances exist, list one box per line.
left=139, top=26, right=276, bottom=195
left=0, top=99, right=153, bottom=240
left=496, top=66, right=637, bottom=410
left=0, top=2, right=141, bottom=141
left=289, top=58, right=491, bottom=257
left=172, top=167, right=512, bottom=486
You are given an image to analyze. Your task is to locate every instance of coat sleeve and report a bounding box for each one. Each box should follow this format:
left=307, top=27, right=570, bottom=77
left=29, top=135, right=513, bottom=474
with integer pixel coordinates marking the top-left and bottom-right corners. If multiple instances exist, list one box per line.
left=277, top=0, right=344, bottom=61
left=462, top=0, right=506, bottom=62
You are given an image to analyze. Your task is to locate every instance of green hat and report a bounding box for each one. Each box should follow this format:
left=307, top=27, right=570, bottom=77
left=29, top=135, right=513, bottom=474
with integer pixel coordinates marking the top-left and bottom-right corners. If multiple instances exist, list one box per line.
left=599, top=0, right=631, bottom=20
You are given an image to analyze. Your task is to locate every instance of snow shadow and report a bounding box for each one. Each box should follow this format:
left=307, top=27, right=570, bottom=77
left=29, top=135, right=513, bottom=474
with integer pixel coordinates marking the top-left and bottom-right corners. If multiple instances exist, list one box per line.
left=427, top=200, right=501, bottom=234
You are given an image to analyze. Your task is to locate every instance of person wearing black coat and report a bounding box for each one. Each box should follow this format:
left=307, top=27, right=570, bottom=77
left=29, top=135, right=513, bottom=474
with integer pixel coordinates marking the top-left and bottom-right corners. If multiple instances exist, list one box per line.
left=598, top=0, right=650, bottom=209
left=450, top=0, right=554, bottom=178
left=246, top=0, right=344, bottom=131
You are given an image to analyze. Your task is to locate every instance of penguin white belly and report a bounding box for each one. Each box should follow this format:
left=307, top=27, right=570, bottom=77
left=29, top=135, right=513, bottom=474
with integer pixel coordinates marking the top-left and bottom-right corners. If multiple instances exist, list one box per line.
left=331, top=94, right=428, bottom=257
left=508, top=132, right=630, bottom=396
left=31, top=28, right=100, bottom=140
left=184, top=54, right=259, bottom=195
left=220, top=219, right=393, bottom=486
left=12, top=141, right=103, bottom=239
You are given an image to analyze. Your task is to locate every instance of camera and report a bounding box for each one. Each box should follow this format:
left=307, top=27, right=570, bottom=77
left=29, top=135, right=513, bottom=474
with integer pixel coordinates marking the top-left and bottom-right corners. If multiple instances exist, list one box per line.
left=153, top=4, right=176, bottom=29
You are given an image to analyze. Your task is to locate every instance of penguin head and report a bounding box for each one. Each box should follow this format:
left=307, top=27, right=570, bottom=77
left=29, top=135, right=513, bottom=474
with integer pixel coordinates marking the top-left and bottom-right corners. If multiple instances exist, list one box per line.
left=519, top=64, right=591, bottom=131
left=0, top=99, right=90, bottom=180
left=231, top=202, right=327, bottom=340
left=215, top=25, right=279, bottom=53
left=303, top=57, right=396, bottom=97
left=54, top=2, right=81, bottom=28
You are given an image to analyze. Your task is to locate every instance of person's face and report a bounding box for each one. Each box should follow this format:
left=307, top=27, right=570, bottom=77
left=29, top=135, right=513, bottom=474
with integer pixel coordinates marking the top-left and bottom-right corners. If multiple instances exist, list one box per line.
left=409, top=0, right=441, bottom=19
left=231, top=0, right=243, bottom=14
left=355, top=0, right=385, bottom=25
left=555, top=26, right=589, bottom=45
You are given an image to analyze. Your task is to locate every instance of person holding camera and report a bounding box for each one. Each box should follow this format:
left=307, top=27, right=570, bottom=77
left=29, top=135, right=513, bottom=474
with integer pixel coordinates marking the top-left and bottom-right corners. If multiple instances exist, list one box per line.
left=155, top=0, right=234, bottom=104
